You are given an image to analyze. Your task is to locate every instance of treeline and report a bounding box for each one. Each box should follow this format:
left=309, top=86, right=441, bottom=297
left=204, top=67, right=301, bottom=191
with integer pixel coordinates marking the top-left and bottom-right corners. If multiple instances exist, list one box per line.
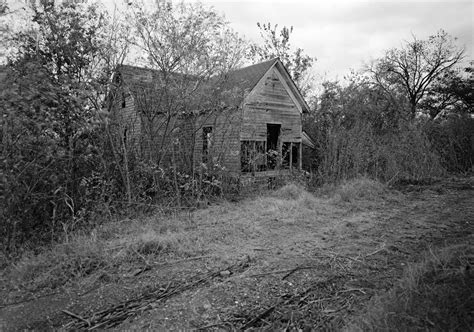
left=304, top=52, right=473, bottom=183
left=0, top=1, right=472, bottom=254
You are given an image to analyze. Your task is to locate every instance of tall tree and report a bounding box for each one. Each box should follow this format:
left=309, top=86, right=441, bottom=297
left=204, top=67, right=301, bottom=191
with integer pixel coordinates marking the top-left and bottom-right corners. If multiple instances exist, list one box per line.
left=419, top=64, right=473, bottom=118
left=1, top=0, right=108, bottom=248
left=370, top=30, right=464, bottom=117
left=248, top=22, right=315, bottom=97
left=126, top=1, right=247, bottom=165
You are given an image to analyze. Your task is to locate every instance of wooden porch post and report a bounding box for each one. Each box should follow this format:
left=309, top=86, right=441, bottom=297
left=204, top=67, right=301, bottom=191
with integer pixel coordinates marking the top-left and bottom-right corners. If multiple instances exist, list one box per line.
left=299, top=142, right=302, bottom=170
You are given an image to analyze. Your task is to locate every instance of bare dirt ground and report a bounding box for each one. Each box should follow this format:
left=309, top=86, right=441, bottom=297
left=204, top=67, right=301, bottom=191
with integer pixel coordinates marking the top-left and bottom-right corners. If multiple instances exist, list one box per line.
left=0, top=176, right=473, bottom=330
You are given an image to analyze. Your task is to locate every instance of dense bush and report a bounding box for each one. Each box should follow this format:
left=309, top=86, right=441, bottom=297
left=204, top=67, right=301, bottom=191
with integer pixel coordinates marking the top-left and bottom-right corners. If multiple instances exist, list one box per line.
left=314, top=119, right=444, bottom=184
left=424, top=116, right=474, bottom=173
left=304, top=72, right=472, bottom=185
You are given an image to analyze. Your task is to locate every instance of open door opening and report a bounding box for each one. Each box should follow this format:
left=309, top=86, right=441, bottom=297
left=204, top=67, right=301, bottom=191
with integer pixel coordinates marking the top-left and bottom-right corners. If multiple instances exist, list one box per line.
left=267, top=124, right=281, bottom=170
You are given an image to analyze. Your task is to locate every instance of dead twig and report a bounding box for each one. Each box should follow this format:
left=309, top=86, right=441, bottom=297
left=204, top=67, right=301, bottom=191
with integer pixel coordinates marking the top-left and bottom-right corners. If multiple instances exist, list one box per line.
left=366, top=243, right=387, bottom=257
left=241, top=305, right=277, bottom=330
left=152, top=255, right=212, bottom=266
left=61, top=310, right=90, bottom=327
left=338, top=288, right=367, bottom=295
left=238, top=275, right=343, bottom=329
left=63, top=257, right=251, bottom=330
left=246, top=265, right=319, bottom=279
left=282, top=266, right=320, bottom=280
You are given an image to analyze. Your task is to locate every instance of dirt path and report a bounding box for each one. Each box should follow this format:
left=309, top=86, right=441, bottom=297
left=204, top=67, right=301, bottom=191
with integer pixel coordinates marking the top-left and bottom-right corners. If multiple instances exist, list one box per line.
left=1, top=177, right=472, bottom=330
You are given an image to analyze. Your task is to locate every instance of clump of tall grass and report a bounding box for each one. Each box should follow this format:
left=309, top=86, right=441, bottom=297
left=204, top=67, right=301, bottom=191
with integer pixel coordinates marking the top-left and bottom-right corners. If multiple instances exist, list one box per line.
left=273, top=183, right=307, bottom=200
left=315, top=120, right=445, bottom=185
left=347, top=243, right=473, bottom=331
left=5, top=216, right=197, bottom=291
left=124, top=228, right=186, bottom=258
left=330, top=177, right=389, bottom=203
left=9, top=236, right=109, bottom=290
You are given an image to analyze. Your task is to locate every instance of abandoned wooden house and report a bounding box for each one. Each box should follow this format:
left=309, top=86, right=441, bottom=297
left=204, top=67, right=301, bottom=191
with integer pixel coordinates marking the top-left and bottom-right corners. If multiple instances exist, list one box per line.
left=110, top=58, right=315, bottom=178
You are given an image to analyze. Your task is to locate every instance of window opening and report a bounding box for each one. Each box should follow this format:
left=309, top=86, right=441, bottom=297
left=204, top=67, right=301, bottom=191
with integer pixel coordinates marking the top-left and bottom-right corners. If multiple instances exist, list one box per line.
left=241, top=140, right=266, bottom=173
left=282, top=142, right=291, bottom=169
left=291, top=143, right=300, bottom=169
left=121, top=92, right=126, bottom=108
left=202, top=126, right=212, bottom=163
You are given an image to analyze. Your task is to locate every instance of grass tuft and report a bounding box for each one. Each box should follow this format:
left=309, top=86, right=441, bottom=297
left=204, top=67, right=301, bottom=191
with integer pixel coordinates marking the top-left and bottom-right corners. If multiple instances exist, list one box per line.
left=10, top=237, right=108, bottom=290
left=334, top=177, right=388, bottom=202
left=130, top=229, right=181, bottom=256
left=273, top=183, right=307, bottom=200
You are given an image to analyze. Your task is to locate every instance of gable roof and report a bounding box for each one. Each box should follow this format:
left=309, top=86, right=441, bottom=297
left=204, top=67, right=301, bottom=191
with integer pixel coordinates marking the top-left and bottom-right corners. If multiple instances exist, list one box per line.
left=223, top=58, right=309, bottom=113
left=114, top=58, right=309, bottom=113
left=224, top=58, right=278, bottom=93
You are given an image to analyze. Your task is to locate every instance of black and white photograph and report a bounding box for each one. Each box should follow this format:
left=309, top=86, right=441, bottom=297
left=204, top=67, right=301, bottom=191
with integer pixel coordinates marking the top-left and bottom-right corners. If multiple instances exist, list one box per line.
left=0, top=0, right=472, bottom=330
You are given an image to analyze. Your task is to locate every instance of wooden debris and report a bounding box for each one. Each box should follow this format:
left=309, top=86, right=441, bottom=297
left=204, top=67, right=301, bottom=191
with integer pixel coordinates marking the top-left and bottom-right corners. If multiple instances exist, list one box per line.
left=246, top=265, right=319, bottom=279
left=61, top=310, right=90, bottom=327
left=236, top=275, right=342, bottom=330
left=62, top=257, right=251, bottom=330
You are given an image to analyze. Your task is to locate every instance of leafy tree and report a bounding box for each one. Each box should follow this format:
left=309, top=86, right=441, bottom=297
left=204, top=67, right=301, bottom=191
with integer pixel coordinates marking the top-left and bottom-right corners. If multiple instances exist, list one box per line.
left=370, top=30, right=464, bottom=117
left=248, top=22, right=315, bottom=97
left=125, top=1, right=247, bottom=165
left=419, top=65, right=473, bottom=118
left=1, top=1, right=109, bottom=250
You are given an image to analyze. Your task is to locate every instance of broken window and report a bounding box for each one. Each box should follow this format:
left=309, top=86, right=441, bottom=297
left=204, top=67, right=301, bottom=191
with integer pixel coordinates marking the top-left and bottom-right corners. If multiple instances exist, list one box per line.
left=282, top=142, right=291, bottom=168
left=202, top=126, right=212, bottom=163
left=282, top=142, right=301, bottom=170
left=291, top=143, right=300, bottom=169
left=241, top=140, right=266, bottom=173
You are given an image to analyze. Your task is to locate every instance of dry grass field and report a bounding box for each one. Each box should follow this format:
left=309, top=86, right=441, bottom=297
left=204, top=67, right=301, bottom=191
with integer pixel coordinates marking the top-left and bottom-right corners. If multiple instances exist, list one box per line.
left=0, top=176, right=472, bottom=330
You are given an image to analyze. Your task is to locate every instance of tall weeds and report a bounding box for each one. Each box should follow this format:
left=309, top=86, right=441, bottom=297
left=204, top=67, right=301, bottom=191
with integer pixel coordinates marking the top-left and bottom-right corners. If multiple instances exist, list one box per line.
left=315, top=120, right=444, bottom=184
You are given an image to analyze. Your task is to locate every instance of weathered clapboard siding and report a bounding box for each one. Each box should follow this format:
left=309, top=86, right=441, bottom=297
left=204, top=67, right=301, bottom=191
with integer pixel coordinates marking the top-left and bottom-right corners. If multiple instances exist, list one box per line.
left=241, top=66, right=302, bottom=143
left=194, top=107, right=242, bottom=173
left=109, top=92, right=142, bottom=150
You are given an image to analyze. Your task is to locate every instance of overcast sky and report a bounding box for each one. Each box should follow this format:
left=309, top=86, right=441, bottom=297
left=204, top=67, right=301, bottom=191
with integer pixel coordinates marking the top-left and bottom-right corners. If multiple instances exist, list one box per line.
left=201, top=0, right=472, bottom=80
left=4, top=0, right=472, bottom=81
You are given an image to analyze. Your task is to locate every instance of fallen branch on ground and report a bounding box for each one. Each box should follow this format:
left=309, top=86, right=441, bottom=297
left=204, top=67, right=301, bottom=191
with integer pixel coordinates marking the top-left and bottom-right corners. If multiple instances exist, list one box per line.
left=246, top=265, right=319, bottom=279
left=366, top=242, right=387, bottom=256
left=237, top=275, right=342, bottom=330
left=63, top=257, right=251, bottom=330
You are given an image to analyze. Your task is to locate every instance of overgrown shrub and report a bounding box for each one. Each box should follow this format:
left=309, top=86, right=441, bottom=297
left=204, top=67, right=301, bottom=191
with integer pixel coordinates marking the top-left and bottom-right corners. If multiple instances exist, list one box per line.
left=424, top=116, right=474, bottom=173
left=315, top=120, right=444, bottom=184
left=129, top=160, right=240, bottom=207
left=10, top=237, right=108, bottom=290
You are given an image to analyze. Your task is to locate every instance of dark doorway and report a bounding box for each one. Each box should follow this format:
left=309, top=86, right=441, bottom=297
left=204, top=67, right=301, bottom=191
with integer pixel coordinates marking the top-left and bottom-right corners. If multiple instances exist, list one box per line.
left=267, top=124, right=281, bottom=169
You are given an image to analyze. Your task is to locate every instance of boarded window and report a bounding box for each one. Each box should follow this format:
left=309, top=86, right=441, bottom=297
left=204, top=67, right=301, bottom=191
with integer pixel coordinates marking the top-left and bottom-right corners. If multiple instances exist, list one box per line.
left=241, top=140, right=266, bottom=173
left=202, top=126, right=212, bottom=163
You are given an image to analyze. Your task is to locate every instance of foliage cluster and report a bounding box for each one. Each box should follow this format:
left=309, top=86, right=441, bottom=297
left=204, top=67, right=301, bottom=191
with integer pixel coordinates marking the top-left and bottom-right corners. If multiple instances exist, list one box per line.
left=304, top=31, right=472, bottom=184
